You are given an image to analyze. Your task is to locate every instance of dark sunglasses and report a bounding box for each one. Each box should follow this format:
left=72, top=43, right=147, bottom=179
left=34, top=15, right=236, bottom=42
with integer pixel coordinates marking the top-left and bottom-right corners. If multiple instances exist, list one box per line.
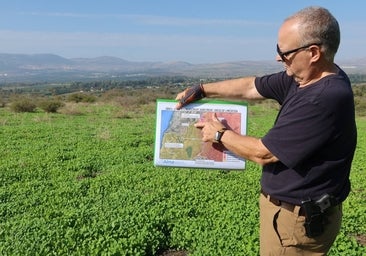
left=276, top=43, right=322, bottom=62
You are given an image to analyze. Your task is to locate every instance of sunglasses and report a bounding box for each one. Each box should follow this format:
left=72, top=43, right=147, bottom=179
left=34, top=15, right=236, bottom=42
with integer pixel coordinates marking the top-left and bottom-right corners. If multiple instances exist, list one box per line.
left=276, top=43, right=322, bottom=62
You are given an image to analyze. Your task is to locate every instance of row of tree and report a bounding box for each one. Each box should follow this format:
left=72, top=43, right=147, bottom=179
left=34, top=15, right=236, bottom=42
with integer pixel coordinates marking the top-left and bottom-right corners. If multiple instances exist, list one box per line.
left=1, top=75, right=366, bottom=116
left=0, top=76, right=200, bottom=96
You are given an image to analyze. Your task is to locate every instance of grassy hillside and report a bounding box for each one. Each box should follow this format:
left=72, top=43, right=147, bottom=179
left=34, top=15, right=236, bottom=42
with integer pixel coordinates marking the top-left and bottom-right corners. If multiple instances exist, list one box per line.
left=0, top=98, right=365, bottom=255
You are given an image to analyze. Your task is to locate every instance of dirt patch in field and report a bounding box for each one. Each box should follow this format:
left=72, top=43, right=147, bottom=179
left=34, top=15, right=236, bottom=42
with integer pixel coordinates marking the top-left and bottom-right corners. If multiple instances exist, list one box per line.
left=158, top=249, right=189, bottom=256
left=354, top=234, right=366, bottom=246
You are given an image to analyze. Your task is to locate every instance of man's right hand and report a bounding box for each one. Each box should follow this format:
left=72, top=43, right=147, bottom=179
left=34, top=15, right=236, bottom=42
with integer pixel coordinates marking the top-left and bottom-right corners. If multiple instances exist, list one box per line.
left=175, top=83, right=206, bottom=109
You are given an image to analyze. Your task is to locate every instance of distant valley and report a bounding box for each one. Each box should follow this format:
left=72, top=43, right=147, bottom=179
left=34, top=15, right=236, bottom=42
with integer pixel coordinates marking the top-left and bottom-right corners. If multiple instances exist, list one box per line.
left=1, top=53, right=366, bottom=83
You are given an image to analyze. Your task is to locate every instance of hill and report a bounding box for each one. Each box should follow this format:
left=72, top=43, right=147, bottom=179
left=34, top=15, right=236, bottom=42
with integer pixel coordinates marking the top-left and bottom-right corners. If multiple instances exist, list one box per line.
left=1, top=53, right=366, bottom=83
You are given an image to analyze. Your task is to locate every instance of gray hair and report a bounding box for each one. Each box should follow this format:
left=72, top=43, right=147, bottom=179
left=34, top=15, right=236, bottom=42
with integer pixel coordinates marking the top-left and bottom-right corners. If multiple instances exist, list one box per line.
left=286, top=6, right=340, bottom=61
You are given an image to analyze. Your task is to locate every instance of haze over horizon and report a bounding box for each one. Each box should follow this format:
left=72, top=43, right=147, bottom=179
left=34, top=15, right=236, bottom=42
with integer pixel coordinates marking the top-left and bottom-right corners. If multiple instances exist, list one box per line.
left=0, top=1, right=365, bottom=64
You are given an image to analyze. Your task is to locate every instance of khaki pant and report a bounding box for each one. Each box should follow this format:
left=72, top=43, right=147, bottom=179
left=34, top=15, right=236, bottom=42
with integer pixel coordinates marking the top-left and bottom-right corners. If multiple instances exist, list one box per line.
left=259, top=193, right=342, bottom=256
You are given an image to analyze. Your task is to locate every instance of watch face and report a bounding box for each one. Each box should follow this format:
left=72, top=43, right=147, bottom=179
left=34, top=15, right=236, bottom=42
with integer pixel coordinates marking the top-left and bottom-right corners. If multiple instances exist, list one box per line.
left=214, top=130, right=224, bottom=143
left=214, top=131, right=220, bottom=142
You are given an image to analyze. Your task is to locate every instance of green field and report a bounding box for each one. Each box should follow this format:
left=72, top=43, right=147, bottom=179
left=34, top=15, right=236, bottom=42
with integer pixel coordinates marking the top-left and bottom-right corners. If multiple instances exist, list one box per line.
left=0, top=100, right=365, bottom=255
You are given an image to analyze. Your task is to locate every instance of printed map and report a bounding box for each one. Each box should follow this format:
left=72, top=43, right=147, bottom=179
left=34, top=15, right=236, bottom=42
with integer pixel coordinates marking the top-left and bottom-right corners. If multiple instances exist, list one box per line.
left=154, top=100, right=247, bottom=170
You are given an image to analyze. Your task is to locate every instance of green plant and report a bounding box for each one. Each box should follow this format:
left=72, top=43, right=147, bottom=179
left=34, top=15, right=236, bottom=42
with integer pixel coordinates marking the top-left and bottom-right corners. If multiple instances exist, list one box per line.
left=0, top=92, right=364, bottom=256
left=10, top=97, right=37, bottom=112
left=67, top=93, right=97, bottom=103
left=38, top=99, right=64, bottom=113
left=0, top=99, right=6, bottom=108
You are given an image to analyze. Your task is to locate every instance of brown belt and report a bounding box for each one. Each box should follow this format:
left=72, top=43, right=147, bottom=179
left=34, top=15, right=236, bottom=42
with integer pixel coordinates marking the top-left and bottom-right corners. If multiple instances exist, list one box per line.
left=261, top=189, right=305, bottom=216
left=261, top=189, right=340, bottom=217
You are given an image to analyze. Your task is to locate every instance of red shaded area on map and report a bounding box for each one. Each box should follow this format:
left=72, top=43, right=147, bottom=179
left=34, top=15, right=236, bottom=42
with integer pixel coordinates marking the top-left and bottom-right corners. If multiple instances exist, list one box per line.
left=200, top=112, right=241, bottom=162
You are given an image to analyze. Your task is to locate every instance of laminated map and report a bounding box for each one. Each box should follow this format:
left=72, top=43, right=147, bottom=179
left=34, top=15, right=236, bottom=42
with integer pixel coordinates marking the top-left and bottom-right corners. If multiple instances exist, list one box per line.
left=154, top=99, right=247, bottom=170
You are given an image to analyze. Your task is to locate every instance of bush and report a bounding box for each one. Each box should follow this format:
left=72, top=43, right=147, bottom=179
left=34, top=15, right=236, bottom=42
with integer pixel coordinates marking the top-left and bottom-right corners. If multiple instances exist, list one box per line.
left=67, top=93, right=96, bottom=103
left=10, top=98, right=37, bottom=112
left=355, top=98, right=366, bottom=116
left=353, top=84, right=366, bottom=116
left=38, top=99, right=64, bottom=113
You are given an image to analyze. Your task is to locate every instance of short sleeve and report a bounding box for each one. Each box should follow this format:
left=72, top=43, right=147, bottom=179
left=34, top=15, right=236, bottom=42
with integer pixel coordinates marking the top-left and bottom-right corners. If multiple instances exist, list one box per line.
left=255, top=71, right=294, bottom=104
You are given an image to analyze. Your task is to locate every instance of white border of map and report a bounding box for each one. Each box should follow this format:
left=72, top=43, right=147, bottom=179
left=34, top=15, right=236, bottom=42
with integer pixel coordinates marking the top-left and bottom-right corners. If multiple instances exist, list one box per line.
left=154, top=99, right=247, bottom=170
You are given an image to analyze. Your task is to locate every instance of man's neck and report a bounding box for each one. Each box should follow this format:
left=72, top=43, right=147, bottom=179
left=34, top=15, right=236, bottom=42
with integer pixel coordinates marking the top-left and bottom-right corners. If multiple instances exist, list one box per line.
left=299, top=62, right=337, bottom=87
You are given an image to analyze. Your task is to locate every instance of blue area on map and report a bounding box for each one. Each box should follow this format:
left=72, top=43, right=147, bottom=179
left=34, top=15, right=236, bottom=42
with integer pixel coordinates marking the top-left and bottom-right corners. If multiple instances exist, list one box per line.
left=160, top=110, right=173, bottom=147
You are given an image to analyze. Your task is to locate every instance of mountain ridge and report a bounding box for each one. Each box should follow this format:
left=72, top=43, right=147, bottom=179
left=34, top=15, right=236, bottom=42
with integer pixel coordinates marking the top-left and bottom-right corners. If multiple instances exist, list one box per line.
left=1, top=53, right=366, bottom=83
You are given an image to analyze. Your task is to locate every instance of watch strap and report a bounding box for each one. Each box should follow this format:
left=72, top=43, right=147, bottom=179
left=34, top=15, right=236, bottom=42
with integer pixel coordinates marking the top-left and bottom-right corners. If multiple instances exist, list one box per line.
left=214, top=128, right=227, bottom=143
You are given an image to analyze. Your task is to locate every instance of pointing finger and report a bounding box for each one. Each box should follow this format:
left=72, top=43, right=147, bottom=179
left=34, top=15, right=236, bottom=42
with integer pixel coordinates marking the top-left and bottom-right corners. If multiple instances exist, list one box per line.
left=194, top=121, right=205, bottom=129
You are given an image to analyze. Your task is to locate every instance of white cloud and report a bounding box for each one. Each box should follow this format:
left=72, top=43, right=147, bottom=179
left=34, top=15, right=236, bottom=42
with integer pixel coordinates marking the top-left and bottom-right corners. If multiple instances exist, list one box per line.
left=2, top=16, right=364, bottom=62
left=18, top=11, right=276, bottom=28
left=121, top=14, right=275, bottom=27
left=0, top=29, right=274, bottom=62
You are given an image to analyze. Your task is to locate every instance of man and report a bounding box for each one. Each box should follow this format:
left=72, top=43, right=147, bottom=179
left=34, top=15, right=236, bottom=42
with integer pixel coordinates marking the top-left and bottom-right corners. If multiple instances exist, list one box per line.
left=175, top=6, right=357, bottom=256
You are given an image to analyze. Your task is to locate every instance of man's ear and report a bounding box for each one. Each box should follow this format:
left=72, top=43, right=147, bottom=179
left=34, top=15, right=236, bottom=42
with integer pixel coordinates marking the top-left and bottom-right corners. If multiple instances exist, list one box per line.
left=309, top=45, right=321, bottom=63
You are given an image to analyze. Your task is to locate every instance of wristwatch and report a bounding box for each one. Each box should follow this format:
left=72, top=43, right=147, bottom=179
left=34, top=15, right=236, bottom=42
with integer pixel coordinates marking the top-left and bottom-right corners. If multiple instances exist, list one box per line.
left=214, top=128, right=227, bottom=143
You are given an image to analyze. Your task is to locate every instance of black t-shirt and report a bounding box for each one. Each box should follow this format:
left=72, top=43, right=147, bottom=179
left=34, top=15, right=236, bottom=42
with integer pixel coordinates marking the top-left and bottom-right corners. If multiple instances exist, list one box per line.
left=255, top=68, right=357, bottom=205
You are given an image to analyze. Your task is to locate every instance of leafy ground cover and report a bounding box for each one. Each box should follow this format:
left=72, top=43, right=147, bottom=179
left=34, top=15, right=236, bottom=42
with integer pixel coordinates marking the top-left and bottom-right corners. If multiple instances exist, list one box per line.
left=0, top=102, right=365, bottom=255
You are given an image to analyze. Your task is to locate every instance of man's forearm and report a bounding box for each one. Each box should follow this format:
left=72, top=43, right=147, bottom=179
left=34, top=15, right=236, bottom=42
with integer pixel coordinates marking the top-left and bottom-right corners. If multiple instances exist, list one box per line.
left=202, top=77, right=264, bottom=100
left=220, top=130, right=279, bottom=166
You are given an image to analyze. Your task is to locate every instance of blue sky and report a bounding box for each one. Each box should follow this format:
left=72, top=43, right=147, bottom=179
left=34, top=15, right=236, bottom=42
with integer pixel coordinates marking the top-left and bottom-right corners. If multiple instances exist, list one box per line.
left=0, top=0, right=365, bottom=63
